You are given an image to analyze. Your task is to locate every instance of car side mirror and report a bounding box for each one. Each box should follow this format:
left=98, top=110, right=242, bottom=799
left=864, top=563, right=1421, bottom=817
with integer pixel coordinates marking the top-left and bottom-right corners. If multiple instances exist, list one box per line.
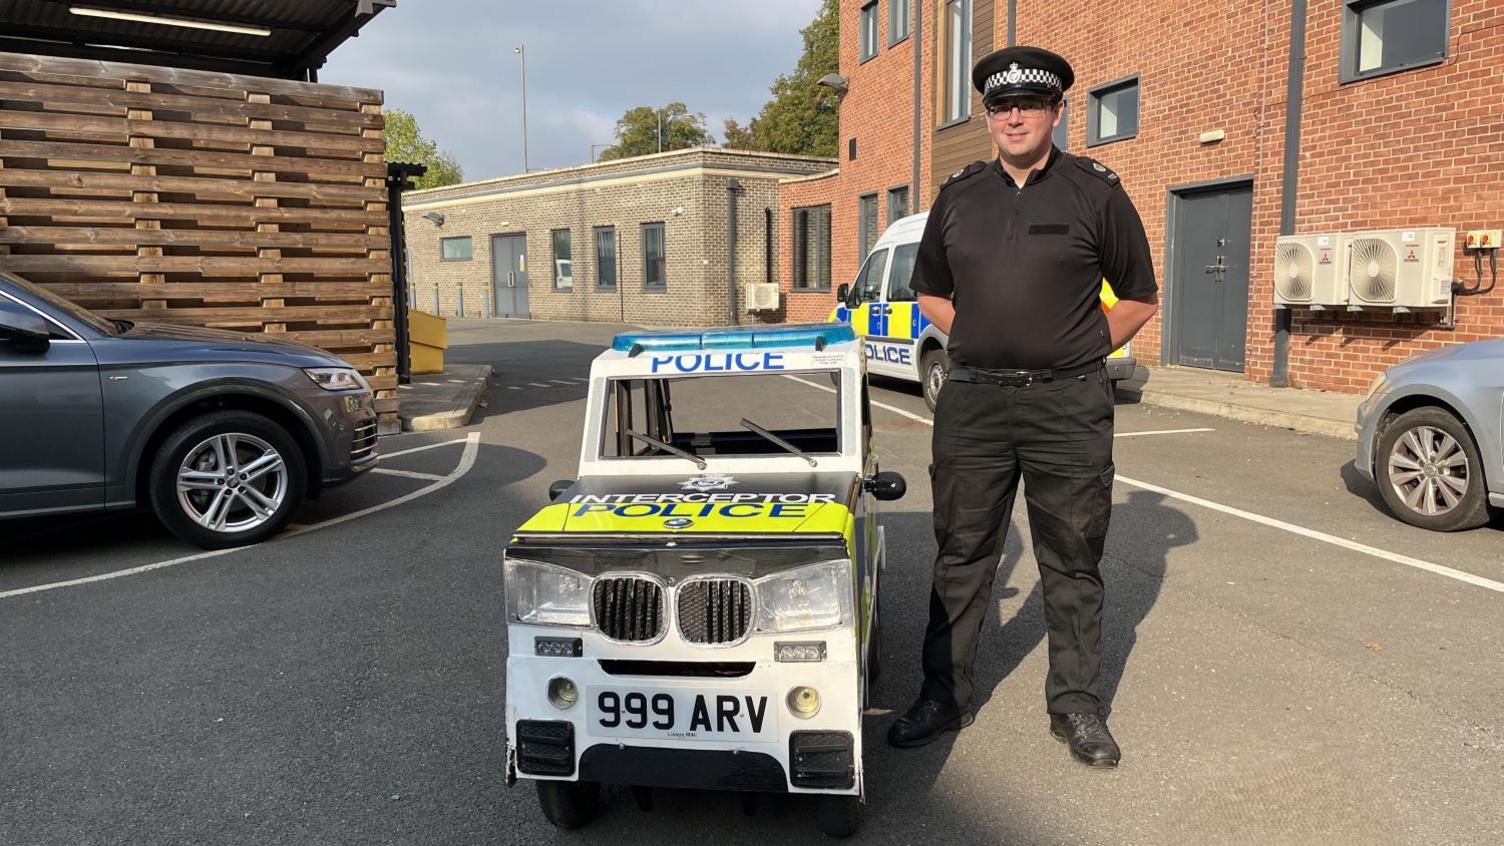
left=864, top=471, right=906, bottom=501
left=547, top=479, right=575, bottom=502
left=836, top=283, right=851, bottom=306
left=0, top=301, right=50, bottom=353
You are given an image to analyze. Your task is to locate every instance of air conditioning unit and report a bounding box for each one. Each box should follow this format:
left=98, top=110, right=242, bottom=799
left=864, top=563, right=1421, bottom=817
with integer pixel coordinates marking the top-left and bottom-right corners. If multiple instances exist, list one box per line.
left=1345, top=228, right=1455, bottom=309
left=1273, top=233, right=1346, bottom=309
left=742, top=283, right=780, bottom=311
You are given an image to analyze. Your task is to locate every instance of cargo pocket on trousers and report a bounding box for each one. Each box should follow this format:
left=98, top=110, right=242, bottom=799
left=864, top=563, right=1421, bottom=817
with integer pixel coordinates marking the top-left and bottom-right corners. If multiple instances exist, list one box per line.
left=1085, top=462, right=1115, bottom=540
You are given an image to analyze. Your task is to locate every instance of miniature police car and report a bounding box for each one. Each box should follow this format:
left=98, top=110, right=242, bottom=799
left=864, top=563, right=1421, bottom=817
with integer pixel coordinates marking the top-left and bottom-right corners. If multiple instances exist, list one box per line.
left=503, top=324, right=904, bottom=838
left=830, top=212, right=1137, bottom=411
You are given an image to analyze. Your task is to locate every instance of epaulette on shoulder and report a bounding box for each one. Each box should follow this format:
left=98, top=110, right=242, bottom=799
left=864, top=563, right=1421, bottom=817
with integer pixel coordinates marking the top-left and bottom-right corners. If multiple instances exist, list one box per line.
left=939, top=160, right=986, bottom=191
left=1074, top=156, right=1120, bottom=185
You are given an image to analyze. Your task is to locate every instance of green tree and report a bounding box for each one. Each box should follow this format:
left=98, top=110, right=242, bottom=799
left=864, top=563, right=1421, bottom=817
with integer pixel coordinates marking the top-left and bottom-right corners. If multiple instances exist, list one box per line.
left=384, top=108, right=464, bottom=189
left=723, top=0, right=838, bottom=157
left=598, top=102, right=713, bottom=161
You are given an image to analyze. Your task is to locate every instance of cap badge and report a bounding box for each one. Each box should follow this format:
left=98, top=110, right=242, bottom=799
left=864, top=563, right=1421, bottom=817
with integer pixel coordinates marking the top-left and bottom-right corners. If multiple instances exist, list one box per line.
left=1005, top=62, right=1023, bottom=85
left=1093, top=162, right=1106, bottom=172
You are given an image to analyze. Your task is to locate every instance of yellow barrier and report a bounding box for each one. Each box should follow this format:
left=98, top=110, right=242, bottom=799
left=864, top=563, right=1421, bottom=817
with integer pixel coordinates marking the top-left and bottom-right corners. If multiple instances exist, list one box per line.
left=407, top=309, right=447, bottom=374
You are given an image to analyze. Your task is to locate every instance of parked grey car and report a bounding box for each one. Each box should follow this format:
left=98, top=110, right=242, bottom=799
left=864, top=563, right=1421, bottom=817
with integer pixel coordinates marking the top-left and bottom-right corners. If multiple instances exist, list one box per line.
left=1356, top=339, right=1504, bottom=532
left=0, top=271, right=378, bottom=548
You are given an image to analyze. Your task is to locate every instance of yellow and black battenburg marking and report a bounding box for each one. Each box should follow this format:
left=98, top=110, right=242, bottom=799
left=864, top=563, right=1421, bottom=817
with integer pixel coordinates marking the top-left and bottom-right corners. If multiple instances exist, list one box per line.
left=512, top=472, right=861, bottom=539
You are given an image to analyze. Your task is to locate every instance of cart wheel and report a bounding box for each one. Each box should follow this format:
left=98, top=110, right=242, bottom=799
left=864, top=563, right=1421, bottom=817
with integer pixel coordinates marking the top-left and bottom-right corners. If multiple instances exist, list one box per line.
left=815, top=794, right=860, bottom=839
left=631, top=785, right=654, bottom=813
left=740, top=791, right=758, bottom=816
left=536, top=780, right=600, bottom=830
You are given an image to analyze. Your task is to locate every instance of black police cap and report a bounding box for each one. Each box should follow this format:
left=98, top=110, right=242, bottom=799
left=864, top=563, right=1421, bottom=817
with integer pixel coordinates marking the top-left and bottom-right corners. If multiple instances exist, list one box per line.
left=972, top=46, right=1074, bottom=104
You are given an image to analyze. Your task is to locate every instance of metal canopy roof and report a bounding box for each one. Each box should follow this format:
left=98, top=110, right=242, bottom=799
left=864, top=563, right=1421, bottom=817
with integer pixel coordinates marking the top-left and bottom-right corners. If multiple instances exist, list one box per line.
left=0, top=0, right=396, bottom=80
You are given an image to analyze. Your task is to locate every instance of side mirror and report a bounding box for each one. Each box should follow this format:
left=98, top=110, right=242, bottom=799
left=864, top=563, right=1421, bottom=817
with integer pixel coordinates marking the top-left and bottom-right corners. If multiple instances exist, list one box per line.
left=547, top=479, right=575, bottom=502
left=864, top=471, right=906, bottom=501
left=0, top=301, right=50, bottom=353
left=836, top=283, right=851, bottom=306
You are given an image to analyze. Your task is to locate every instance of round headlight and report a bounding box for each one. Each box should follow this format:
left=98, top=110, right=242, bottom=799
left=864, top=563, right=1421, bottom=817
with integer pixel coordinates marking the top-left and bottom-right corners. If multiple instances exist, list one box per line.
left=786, top=686, right=821, bottom=719
left=548, top=677, right=578, bottom=710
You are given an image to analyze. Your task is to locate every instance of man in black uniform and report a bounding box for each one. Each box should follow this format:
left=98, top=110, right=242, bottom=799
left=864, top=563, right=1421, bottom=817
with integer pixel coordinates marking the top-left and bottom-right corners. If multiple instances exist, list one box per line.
left=887, top=46, right=1159, bottom=767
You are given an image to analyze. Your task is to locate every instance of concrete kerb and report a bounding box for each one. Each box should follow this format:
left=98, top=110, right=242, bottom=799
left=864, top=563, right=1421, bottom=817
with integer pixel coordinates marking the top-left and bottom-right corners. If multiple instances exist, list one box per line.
left=1120, top=365, right=1361, bottom=441
left=397, top=363, right=494, bottom=432
left=1125, top=388, right=1359, bottom=440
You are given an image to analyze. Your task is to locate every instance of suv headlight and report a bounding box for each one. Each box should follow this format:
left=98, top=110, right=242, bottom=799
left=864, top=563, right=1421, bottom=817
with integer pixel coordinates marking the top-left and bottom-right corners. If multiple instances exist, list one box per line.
left=304, top=367, right=369, bottom=392
left=1363, top=373, right=1391, bottom=403
left=504, top=559, right=593, bottom=627
left=754, top=560, right=853, bottom=633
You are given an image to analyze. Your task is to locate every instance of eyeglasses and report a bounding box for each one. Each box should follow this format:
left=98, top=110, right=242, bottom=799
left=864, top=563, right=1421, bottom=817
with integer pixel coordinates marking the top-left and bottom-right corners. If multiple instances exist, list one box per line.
left=985, top=98, right=1055, bottom=117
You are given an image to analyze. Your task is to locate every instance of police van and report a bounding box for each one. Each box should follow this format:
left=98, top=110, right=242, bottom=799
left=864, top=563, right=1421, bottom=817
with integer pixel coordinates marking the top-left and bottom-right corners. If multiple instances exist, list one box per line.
left=503, top=324, right=904, bottom=838
left=830, top=212, right=1137, bottom=411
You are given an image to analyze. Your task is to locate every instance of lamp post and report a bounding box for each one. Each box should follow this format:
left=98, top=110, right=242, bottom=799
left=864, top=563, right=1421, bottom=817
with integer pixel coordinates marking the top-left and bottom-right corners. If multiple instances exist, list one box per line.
left=591, top=143, right=611, bottom=162
left=514, top=44, right=529, bottom=172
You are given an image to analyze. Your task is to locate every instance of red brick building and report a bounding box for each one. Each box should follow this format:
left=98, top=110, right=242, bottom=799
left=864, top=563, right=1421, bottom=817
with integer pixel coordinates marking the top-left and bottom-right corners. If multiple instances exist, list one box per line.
left=780, top=0, right=1504, bottom=392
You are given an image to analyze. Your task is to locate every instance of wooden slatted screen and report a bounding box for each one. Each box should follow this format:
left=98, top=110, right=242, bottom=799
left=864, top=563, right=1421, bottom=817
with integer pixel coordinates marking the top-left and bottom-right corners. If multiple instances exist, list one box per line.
left=0, top=52, right=398, bottom=427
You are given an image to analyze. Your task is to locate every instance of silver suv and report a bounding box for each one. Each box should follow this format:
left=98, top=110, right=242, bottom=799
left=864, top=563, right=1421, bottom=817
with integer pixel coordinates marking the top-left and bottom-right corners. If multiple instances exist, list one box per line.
left=0, top=271, right=378, bottom=548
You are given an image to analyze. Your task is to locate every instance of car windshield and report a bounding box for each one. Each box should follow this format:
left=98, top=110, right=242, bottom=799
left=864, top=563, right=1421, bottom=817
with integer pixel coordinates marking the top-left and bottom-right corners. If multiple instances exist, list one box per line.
left=603, top=370, right=841, bottom=459
left=1, top=271, right=117, bottom=335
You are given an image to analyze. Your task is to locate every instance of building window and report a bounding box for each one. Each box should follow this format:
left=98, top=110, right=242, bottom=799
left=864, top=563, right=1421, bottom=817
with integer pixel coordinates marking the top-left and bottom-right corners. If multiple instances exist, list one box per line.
left=1087, top=76, right=1139, bottom=146
left=440, top=236, right=472, bottom=262
left=595, top=226, right=617, bottom=290
left=858, top=193, right=879, bottom=258
left=1341, top=0, right=1448, bottom=83
left=1053, top=97, right=1070, bottom=150
left=792, top=205, right=832, bottom=291
left=886, top=186, right=909, bottom=225
left=859, top=2, right=879, bottom=62
left=943, top=0, right=972, bottom=123
left=551, top=229, right=572, bottom=291
left=643, top=222, right=666, bottom=290
left=889, top=0, right=911, bottom=44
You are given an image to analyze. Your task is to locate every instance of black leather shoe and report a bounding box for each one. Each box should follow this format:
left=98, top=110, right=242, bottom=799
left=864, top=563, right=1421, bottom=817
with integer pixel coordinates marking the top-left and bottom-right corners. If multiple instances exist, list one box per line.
left=1049, top=712, right=1120, bottom=768
left=887, top=698, right=974, bottom=748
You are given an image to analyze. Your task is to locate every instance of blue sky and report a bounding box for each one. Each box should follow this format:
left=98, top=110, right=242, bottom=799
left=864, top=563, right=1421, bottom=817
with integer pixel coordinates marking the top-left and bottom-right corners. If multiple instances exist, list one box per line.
left=322, top=0, right=824, bottom=181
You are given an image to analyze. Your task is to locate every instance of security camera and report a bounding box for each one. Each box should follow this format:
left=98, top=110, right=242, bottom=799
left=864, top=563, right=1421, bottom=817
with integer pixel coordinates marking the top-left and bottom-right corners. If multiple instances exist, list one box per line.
left=421, top=211, right=445, bottom=226
left=817, top=73, right=849, bottom=95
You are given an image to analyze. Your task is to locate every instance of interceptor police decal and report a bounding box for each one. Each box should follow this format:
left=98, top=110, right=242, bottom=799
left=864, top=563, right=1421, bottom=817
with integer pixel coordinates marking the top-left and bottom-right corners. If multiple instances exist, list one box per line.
left=569, top=491, right=838, bottom=520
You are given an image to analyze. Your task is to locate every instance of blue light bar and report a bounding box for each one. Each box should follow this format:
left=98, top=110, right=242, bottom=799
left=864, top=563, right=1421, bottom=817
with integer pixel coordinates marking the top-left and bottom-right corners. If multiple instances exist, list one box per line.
left=611, top=323, right=856, bottom=353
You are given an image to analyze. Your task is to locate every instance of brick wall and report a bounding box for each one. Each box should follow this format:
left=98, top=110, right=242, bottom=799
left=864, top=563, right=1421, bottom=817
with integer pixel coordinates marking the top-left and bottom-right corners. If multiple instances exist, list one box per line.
left=402, top=148, right=832, bottom=327
left=1005, top=0, right=1504, bottom=392
left=778, top=0, right=932, bottom=325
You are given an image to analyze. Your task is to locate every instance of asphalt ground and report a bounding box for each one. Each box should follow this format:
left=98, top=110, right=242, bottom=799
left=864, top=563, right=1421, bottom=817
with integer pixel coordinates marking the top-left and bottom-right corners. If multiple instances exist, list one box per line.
left=3, top=317, right=1501, bottom=845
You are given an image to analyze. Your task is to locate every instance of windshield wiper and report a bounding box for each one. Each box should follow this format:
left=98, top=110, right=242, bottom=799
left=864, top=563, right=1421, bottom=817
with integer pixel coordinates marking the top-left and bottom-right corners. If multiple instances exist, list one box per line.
left=740, top=418, right=817, bottom=467
left=625, top=430, right=706, bottom=470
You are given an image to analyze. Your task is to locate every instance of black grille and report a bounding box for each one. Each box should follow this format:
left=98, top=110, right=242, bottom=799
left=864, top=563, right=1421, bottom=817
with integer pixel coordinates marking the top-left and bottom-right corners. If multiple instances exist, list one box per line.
left=677, top=578, right=753, bottom=645
left=592, top=576, right=665, bottom=642
left=790, top=730, right=854, bottom=789
left=515, top=720, right=574, bottom=776
left=351, top=421, right=378, bottom=461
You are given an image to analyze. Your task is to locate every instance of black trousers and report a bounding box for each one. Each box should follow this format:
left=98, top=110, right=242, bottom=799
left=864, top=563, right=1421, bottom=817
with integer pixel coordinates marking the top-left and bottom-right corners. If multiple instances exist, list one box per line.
left=921, top=365, right=1115, bottom=715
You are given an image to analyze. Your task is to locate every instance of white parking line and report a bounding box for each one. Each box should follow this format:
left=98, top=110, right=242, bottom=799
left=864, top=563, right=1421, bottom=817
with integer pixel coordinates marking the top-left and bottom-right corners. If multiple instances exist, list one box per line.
left=371, top=467, right=447, bottom=481
left=1116, top=474, right=1504, bottom=594
left=0, top=433, right=481, bottom=601
left=382, top=438, right=468, bottom=459
left=789, top=374, right=1500, bottom=595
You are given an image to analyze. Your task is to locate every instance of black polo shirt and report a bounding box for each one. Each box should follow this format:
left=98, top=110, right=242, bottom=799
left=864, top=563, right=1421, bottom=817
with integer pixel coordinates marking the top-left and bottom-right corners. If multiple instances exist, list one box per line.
left=910, top=147, right=1157, bottom=371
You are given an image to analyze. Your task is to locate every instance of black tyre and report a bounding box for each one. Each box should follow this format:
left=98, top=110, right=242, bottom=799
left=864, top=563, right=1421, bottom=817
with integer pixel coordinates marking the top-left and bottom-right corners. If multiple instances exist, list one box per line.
left=536, top=779, right=600, bottom=830
left=815, top=794, right=861, bottom=839
left=1374, top=407, right=1490, bottom=532
left=148, top=410, right=307, bottom=549
left=921, top=347, right=950, bottom=413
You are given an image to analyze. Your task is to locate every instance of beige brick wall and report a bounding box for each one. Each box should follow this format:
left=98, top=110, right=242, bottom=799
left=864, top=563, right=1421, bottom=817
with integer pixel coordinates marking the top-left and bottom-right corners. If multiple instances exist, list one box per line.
left=402, top=148, right=834, bottom=327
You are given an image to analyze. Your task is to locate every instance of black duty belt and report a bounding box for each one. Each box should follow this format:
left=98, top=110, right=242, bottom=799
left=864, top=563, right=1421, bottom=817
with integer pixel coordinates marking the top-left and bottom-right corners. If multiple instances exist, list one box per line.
left=948, top=360, right=1103, bottom=387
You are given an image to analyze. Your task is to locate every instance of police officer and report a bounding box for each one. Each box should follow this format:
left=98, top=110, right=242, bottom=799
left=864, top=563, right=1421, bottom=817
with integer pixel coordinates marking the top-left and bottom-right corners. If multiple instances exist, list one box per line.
left=887, top=46, right=1159, bottom=768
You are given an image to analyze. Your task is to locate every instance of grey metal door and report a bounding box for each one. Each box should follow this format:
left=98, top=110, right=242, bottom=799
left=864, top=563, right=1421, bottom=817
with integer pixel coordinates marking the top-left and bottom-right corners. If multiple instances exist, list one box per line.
left=0, top=333, right=104, bottom=516
left=490, top=234, right=530, bottom=318
left=1171, top=184, right=1251, bottom=372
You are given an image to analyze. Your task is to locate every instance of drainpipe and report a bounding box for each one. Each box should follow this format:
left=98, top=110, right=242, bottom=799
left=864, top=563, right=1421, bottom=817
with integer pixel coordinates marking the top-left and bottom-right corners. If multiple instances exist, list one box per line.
left=727, top=178, right=742, bottom=325
left=764, top=207, right=773, bottom=286
left=1273, top=0, right=1308, bottom=387
left=912, top=0, right=922, bottom=204
left=1007, top=0, right=1016, bottom=47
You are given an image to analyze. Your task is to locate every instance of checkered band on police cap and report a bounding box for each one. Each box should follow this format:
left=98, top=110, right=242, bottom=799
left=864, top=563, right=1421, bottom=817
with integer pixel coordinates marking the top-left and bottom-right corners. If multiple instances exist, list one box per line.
left=984, top=63, right=1063, bottom=95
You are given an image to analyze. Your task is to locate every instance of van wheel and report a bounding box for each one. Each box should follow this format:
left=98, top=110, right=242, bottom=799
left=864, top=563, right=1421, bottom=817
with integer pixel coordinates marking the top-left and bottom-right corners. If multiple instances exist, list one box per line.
left=148, top=410, right=306, bottom=549
left=536, top=780, right=600, bottom=829
left=921, top=348, right=950, bottom=413
left=815, top=795, right=861, bottom=839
